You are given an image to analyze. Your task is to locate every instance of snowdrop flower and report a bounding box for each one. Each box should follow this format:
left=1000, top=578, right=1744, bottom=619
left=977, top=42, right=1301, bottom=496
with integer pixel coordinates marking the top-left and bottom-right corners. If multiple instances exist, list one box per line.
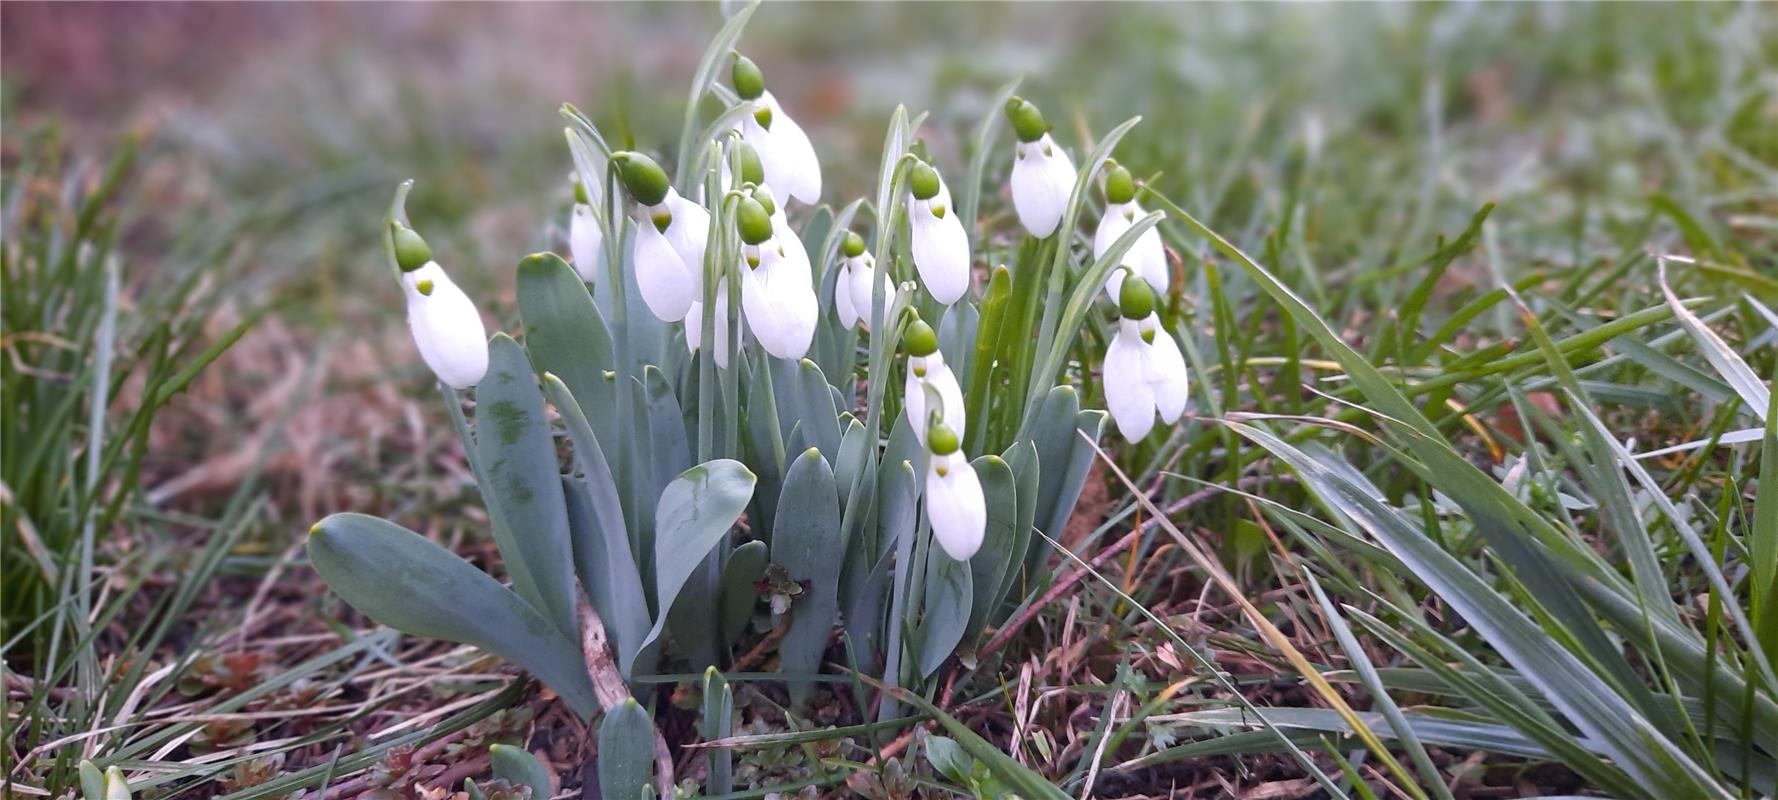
left=732, top=54, right=821, bottom=206
left=393, top=223, right=488, bottom=390
left=1095, top=161, right=1167, bottom=305
left=907, top=159, right=971, bottom=305
left=834, top=231, right=891, bottom=329
left=924, top=421, right=985, bottom=561
left=568, top=175, right=603, bottom=283
left=614, top=151, right=710, bottom=322
left=902, top=317, right=965, bottom=447
left=1102, top=273, right=1188, bottom=443
left=1005, top=97, right=1076, bottom=239
left=736, top=193, right=818, bottom=361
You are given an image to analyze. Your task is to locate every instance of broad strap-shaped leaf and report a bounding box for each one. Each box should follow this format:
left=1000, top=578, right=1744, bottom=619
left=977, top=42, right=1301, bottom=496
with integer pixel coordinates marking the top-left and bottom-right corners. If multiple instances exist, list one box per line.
left=475, top=334, right=578, bottom=640
left=701, top=668, right=735, bottom=794
left=643, top=459, right=756, bottom=657
left=965, top=455, right=1019, bottom=641
left=489, top=744, right=553, bottom=800
left=720, top=540, right=768, bottom=648
left=918, top=545, right=972, bottom=678
left=772, top=449, right=844, bottom=703
left=995, top=441, right=1041, bottom=625
left=308, top=513, right=597, bottom=718
left=517, top=253, right=618, bottom=458
left=597, top=698, right=657, bottom=800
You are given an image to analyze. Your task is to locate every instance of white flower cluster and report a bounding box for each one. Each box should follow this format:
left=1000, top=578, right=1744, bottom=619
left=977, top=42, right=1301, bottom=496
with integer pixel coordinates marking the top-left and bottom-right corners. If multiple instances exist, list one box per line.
left=394, top=63, right=1192, bottom=563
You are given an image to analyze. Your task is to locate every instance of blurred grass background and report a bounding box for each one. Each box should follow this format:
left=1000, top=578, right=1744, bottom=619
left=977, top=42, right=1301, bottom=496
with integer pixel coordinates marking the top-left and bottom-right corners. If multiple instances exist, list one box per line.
left=4, top=2, right=1775, bottom=797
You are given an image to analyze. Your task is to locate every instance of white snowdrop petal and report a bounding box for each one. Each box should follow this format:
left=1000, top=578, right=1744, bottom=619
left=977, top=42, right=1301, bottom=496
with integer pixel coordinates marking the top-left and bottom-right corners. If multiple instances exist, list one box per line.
left=1148, top=319, right=1190, bottom=424
left=932, top=362, right=967, bottom=441
left=634, top=221, right=697, bottom=322
left=1103, top=323, right=1157, bottom=442
left=911, top=202, right=972, bottom=305
left=1096, top=204, right=1136, bottom=302
left=759, top=91, right=822, bottom=205
left=1010, top=135, right=1075, bottom=238
left=404, top=263, right=489, bottom=389
left=569, top=204, right=603, bottom=283
left=927, top=454, right=986, bottom=561
left=663, top=191, right=712, bottom=289
left=904, top=368, right=929, bottom=445
left=685, top=282, right=732, bottom=369
left=834, top=263, right=860, bottom=329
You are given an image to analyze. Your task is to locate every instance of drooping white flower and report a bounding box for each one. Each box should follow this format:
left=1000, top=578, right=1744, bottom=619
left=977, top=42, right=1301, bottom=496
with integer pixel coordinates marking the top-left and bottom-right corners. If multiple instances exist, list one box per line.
left=1095, top=161, right=1167, bottom=304
left=1102, top=274, right=1188, bottom=443
left=924, top=423, right=985, bottom=561
left=737, top=194, right=818, bottom=361
left=907, top=160, right=971, bottom=305
left=393, top=224, right=488, bottom=390
left=615, top=152, right=709, bottom=323
left=834, top=231, right=891, bottom=329
left=1005, top=97, right=1076, bottom=238
left=902, top=317, right=965, bottom=446
left=733, top=55, right=821, bottom=206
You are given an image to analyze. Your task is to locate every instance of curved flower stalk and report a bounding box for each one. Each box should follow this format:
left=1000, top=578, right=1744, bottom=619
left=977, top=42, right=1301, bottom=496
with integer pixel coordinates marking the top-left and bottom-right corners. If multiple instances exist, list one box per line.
left=568, top=174, right=603, bottom=283
left=1005, top=97, right=1076, bottom=239
left=613, top=151, right=711, bottom=322
left=1096, top=160, right=1167, bottom=305
left=731, top=54, right=821, bottom=206
left=907, top=159, right=971, bottom=305
left=736, top=192, right=818, bottom=361
left=1102, top=273, right=1188, bottom=442
left=834, top=231, right=890, bottom=329
left=902, top=316, right=965, bottom=446
left=924, top=421, right=985, bottom=561
left=393, top=222, right=488, bottom=389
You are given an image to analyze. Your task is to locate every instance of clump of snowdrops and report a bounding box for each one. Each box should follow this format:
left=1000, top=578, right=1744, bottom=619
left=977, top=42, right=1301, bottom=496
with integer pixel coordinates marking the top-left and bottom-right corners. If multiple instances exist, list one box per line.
left=307, top=7, right=1185, bottom=795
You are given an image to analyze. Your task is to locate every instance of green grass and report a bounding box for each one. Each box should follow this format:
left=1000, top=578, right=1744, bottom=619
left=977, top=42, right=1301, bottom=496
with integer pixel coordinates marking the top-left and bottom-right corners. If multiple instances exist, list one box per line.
left=4, top=2, right=1775, bottom=797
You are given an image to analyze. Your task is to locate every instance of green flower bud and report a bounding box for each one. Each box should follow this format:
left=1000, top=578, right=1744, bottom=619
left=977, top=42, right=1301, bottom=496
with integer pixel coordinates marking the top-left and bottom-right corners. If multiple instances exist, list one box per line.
left=104, top=766, right=132, bottom=800
left=904, top=318, right=939, bottom=357
left=737, top=196, right=774, bottom=246
left=735, top=140, right=765, bottom=186
left=928, top=422, right=961, bottom=456
left=392, top=224, right=432, bottom=272
left=572, top=173, right=591, bottom=205
left=1004, top=96, right=1048, bottom=143
left=612, top=151, right=671, bottom=207
left=1118, top=272, right=1156, bottom=320
left=1104, top=162, right=1136, bottom=205
left=732, top=53, right=766, bottom=101
left=752, top=184, right=777, bottom=217
left=842, top=230, right=867, bottom=258
left=909, top=160, right=941, bottom=201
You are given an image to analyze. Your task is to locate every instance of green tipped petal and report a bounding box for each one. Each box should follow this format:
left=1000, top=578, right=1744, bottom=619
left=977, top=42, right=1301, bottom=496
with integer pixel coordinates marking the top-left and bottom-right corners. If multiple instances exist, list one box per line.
left=612, top=151, right=671, bottom=206
left=909, top=160, right=941, bottom=201
left=905, top=318, right=939, bottom=357
left=1004, top=96, right=1049, bottom=143
left=732, top=53, right=766, bottom=100
left=392, top=224, right=432, bottom=273
left=737, top=197, right=774, bottom=246
left=1118, top=272, right=1156, bottom=320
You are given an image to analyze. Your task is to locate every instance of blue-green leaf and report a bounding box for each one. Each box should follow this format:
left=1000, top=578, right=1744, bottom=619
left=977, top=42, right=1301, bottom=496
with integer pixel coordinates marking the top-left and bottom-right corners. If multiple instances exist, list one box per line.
left=308, top=513, right=597, bottom=719
left=643, top=460, right=756, bottom=655
left=965, top=455, right=1019, bottom=642
left=476, top=334, right=578, bottom=640
left=490, top=744, right=552, bottom=800
left=772, top=448, right=844, bottom=703
left=597, top=698, right=657, bottom=800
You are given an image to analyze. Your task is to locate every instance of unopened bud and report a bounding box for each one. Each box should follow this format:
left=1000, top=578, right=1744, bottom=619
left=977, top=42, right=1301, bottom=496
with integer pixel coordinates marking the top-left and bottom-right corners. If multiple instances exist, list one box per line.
left=735, top=140, right=765, bottom=186
left=1104, top=162, right=1136, bottom=205
left=928, top=422, right=961, bottom=456
left=842, top=231, right=867, bottom=258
